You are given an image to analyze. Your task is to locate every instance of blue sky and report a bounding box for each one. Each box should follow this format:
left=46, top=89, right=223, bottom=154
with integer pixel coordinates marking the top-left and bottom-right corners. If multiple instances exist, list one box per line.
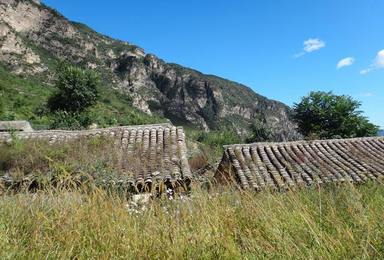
left=43, top=0, right=384, bottom=128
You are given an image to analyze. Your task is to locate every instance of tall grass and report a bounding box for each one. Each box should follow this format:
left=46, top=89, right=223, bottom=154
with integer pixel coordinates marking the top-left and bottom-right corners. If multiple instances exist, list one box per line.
left=0, top=137, right=122, bottom=183
left=0, top=183, right=383, bottom=259
left=1, top=138, right=384, bottom=258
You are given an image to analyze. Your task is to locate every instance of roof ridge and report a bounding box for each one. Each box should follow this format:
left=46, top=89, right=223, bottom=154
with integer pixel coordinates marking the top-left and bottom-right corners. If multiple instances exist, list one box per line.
left=0, top=123, right=174, bottom=136
left=223, top=136, right=384, bottom=149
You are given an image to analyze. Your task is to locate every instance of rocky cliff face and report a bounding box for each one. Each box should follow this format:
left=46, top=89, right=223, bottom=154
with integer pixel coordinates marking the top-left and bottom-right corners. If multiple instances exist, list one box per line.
left=0, top=0, right=299, bottom=140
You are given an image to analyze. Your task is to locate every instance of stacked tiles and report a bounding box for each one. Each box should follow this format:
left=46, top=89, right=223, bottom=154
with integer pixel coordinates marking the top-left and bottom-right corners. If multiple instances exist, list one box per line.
left=216, top=137, right=384, bottom=191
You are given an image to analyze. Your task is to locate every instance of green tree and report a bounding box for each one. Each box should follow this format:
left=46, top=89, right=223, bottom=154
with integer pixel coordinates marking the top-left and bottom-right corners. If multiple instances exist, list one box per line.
left=246, top=117, right=274, bottom=143
left=48, top=63, right=99, bottom=113
left=47, top=63, right=100, bottom=129
left=292, top=91, right=378, bottom=139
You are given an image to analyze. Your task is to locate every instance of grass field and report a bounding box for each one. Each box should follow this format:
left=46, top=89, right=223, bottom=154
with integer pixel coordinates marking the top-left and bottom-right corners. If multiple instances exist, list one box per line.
left=0, top=183, right=383, bottom=259
left=1, top=137, right=384, bottom=259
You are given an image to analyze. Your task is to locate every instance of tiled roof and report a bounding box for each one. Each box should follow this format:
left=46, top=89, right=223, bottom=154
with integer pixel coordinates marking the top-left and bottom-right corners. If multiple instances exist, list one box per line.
left=215, top=137, right=384, bottom=191
left=0, top=123, right=192, bottom=192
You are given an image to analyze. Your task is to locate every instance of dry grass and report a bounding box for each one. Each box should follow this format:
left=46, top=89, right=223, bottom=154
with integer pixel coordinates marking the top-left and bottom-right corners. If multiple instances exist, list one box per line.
left=1, top=138, right=384, bottom=258
left=188, top=153, right=210, bottom=172
left=0, top=137, right=148, bottom=193
left=0, top=136, right=122, bottom=180
left=0, top=183, right=383, bottom=259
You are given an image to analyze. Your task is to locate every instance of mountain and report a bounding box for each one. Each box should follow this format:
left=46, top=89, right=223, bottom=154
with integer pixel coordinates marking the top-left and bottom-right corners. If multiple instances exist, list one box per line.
left=378, top=130, right=384, bottom=136
left=0, top=0, right=299, bottom=140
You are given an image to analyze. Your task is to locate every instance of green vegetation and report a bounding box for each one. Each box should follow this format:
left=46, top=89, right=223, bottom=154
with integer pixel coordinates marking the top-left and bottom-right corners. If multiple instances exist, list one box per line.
left=88, top=88, right=166, bottom=127
left=246, top=117, right=274, bottom=143
left=186, top=129, right=242, bottom=166
left=293, top=91, right=379, bottom=139
left=47, top=63, right=100, bottom=129
left=54, top=65, right=96, bottom=105
left=0, top=65, right=52, bottom=126
left=0, top=64, right=165, bottom=129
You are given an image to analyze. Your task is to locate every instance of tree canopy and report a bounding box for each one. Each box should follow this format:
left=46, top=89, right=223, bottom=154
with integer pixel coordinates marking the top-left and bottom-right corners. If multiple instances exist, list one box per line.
left=48, top=63, right=99, bottom=113
left=292, top=91, right=378, bottom=139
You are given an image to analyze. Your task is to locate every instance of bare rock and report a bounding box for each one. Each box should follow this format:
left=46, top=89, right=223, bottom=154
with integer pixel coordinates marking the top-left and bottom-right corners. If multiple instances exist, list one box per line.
left=0, top=0, right=300, bottom=140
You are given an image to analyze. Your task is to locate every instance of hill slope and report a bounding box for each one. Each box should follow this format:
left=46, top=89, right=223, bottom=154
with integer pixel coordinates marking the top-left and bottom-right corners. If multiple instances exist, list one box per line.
left=0, top=0, right=299, bottom=140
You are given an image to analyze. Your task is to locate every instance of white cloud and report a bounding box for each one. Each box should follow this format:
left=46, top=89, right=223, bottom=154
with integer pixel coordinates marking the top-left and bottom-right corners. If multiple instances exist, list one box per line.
left=360, top=49, right=384, bottom=74
left=303, top=38, right=326, bottom=53
left=374, top=49, right=384, bottom=68
left=337, top=57, right=354, bottom=69
left=360, top=92, right=373, bottom=97
left=294, top=38, right=325, bottom=58
left=360, top=68, right=372, bottom=75
left=293, top=52, right=305, bottom=58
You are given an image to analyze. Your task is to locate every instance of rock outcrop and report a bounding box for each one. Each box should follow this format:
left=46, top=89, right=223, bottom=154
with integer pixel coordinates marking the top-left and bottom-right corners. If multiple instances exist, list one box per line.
left=0, top=0, right=299, bottom=140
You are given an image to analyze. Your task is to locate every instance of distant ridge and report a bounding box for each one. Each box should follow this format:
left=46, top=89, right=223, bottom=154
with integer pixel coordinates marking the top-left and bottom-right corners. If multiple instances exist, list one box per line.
left=0, top=0, right=299, bottom=140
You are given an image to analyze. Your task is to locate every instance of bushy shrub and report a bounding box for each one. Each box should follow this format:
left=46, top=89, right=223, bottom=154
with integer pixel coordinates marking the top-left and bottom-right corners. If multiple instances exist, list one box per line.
left=49, top=110, right=95, bottom=130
